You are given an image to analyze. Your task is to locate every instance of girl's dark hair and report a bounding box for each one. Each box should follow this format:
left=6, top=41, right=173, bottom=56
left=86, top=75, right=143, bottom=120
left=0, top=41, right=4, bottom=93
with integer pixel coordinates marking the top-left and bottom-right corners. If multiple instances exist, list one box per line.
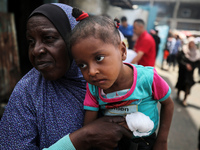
left=70, top=8, right=121, bottom=50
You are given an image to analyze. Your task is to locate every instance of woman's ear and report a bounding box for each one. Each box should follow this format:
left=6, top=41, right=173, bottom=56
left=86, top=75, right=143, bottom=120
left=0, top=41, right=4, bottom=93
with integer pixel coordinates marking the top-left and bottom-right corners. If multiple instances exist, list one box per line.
left=120, top=41, right=127, bottom=61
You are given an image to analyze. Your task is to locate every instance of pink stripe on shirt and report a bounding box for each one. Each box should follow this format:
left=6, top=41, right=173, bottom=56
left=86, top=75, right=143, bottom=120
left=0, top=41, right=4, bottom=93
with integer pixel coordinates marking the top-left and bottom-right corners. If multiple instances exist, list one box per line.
left=152, top=68, right=169, bottom=100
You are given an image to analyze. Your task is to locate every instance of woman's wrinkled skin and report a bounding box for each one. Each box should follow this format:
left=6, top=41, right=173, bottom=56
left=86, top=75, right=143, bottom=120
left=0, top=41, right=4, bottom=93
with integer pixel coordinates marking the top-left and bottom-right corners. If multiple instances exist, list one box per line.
left=27, top=15, right=70, bottom=80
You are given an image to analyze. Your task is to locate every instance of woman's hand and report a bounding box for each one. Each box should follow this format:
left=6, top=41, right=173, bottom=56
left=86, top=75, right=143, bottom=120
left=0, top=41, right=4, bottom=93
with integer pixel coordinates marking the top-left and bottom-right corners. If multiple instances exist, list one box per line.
left=70, top=116, right=132, bottom=150
left=186, top=63, right=192, bottom=71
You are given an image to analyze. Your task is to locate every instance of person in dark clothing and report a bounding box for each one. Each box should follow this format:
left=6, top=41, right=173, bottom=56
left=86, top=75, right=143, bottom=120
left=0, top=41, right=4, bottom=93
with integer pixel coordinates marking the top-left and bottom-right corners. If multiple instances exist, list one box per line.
left=150, top=29, right=160, bottom=57
left=176, top=39, right=200, bottom=106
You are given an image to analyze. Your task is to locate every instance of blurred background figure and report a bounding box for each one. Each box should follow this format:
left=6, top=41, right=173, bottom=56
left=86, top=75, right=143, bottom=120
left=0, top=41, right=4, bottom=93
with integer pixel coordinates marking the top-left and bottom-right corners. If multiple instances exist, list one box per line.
left=166, top=34, right=176, bottom=69
left=175, top=37, right=200, bottom=106
left=150, top=29, right=160, bottom=58
left=119, top=16, right=134, bottom=49
left=168, top=35, right=182, bottom=70
left=119, top=30, right=137, bottom=64
left=131, top=19, right=156, bottom=67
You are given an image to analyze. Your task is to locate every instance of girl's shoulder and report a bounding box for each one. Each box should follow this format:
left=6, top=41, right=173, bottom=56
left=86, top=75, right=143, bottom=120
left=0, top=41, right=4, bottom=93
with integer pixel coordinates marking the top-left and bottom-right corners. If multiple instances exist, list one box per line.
left=133, top=64, right=154, bottom=75
left=133, top=64, right=155, bottom=85
left=87, top=83, right=99, bottom=97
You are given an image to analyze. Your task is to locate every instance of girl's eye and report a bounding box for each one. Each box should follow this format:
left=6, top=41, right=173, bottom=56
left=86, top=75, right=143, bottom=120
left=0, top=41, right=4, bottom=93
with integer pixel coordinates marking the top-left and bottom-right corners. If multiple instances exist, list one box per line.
left=78, top=64, right=87, bottom=69
left=96, top=56, right=104, bottom=62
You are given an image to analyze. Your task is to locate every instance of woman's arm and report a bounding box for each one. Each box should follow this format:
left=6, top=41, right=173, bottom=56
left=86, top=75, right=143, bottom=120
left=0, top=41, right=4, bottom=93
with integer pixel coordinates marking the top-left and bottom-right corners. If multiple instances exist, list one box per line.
left=153, top=96, right=174, bottom=150
left=70, top=116, right=133, bottom=150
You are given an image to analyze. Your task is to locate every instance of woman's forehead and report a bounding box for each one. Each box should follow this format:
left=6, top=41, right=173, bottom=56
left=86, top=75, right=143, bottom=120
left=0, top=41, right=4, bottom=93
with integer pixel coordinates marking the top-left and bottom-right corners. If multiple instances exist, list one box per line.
left=27, top=15, right=55, bottom=30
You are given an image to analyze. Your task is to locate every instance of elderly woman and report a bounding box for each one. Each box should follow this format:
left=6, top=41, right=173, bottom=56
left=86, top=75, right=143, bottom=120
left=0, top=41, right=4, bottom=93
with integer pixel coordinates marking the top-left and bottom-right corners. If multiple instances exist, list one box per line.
left=0, top=3, right=131, bottom=150
left=176, top=37, right=200, bottom=106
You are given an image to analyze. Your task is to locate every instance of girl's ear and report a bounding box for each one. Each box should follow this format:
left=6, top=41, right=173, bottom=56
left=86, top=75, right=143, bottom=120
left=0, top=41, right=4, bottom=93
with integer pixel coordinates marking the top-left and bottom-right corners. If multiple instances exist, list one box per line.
left=120, top=41, right=127, bottom=61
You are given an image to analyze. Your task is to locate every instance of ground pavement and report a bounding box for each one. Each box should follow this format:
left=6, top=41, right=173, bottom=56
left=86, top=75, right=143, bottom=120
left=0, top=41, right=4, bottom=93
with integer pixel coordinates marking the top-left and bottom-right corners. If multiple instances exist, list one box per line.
left=156, top=64, right=200, bottom=150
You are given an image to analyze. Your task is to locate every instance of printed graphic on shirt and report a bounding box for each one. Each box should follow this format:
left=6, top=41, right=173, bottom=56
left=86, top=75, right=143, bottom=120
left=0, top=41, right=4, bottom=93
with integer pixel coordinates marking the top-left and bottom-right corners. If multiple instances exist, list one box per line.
left=105, top=99, right=138, bottom=109
left=104, top=104, right=138, bottom=116
left=102, top=99, right=142, bottom=116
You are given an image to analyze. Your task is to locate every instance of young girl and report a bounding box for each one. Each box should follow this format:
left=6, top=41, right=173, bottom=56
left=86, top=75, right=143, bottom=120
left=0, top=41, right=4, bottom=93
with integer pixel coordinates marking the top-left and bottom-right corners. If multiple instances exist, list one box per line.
left=70, top=8, right=174, bottom=150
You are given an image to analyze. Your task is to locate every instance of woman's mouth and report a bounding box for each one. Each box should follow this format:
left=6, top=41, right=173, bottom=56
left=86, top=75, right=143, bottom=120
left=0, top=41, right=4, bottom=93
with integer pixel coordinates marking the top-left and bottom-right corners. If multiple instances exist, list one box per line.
left=35, top=61, right=52, bottom=71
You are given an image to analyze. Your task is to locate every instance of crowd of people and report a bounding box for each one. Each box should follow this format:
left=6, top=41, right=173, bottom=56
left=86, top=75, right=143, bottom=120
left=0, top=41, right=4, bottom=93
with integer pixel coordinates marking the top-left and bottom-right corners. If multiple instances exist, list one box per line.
left=1, top=2, right=200, bottom=150
left=175, top=37, right=200, bottom=106
left=164, top=32, right=200, bottom=107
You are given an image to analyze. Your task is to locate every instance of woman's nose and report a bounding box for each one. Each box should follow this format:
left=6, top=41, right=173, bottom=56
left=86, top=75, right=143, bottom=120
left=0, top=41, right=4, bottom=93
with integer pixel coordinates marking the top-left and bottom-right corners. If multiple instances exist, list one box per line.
left=31, top=42, right=46, bottom=56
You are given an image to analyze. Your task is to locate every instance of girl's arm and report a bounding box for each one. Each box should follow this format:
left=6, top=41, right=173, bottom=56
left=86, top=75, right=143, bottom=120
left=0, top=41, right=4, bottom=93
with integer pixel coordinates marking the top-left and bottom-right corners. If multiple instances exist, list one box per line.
left=153, top=96, right=174, bottom=150
left=84, top=110, right=98, bottom=125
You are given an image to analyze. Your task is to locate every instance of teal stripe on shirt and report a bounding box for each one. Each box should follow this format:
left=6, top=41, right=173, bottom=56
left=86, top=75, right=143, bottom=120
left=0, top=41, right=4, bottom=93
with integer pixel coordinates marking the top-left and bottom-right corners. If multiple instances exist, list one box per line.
left=84, top=106, right=99, bottom=111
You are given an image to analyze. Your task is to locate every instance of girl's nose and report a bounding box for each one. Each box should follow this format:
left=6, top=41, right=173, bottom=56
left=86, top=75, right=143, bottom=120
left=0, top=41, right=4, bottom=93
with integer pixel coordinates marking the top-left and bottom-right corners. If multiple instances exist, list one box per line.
left=88, top=65, right=99, bottom=76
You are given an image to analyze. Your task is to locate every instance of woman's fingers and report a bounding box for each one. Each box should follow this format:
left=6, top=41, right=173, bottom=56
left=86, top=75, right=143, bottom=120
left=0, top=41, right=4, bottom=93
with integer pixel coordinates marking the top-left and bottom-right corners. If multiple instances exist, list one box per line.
left=70, top=116, right=133, bottom=150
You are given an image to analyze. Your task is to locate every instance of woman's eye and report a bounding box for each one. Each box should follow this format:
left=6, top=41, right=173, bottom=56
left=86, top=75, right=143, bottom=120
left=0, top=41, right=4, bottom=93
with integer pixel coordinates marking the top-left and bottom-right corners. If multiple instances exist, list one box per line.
left=27, top=39, right=35, bottom=46
left=44, top=36, right=56, bottom=43
left=46, top=36, right=53, bottom=39
left=46, top=36, right=53, bottom=40
left=96, top=56, right=104, bottom=62
left=78, top=64, right=87, bottom=69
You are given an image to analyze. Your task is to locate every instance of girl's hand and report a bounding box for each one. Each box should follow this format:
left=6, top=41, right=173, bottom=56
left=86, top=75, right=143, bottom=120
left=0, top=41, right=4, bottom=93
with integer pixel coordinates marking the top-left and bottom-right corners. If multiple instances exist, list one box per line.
left=70, top=116, right=133, bottom=150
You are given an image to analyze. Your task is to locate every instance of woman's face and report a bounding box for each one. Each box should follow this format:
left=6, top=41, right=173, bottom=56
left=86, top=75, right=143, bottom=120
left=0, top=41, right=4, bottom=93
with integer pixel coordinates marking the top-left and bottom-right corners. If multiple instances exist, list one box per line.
left=27, top=15, right=70, bottom=80
left=188, top=41, right=196, bottom=50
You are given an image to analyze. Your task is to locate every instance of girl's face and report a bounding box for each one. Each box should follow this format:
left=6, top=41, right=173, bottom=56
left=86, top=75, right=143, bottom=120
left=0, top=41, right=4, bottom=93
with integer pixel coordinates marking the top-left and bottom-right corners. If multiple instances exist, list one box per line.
left=71, top=37, right=126, bottom=90
left=27, top=15, right=70, bottom=80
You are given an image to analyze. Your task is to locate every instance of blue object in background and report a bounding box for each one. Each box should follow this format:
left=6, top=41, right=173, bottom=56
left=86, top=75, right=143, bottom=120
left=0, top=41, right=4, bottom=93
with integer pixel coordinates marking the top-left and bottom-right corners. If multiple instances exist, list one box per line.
left=140, top=5, right=158, bottom=33
left=155, top=25, right=170, bottom=68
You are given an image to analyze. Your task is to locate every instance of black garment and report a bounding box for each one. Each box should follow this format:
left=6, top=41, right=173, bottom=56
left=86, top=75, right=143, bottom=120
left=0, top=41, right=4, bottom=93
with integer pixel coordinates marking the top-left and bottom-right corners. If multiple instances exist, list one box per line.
left=118, top=133, right=156, bottom=150
left=175, top=51, right=199, bottom=93
left=168, top=54, right=177, bottom=68
left=125, top=35, right=134, bottom=49
left=151, top=34, right=160, bottom=57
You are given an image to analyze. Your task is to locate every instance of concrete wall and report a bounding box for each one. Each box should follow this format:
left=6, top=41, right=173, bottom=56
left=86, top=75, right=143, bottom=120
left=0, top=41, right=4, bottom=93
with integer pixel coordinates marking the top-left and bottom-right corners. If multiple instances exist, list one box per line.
left=107, top=5, right=149, bottom=25
left=72, top=0, right=109, bottom=15
left=0, top=0, right=7, bottom=13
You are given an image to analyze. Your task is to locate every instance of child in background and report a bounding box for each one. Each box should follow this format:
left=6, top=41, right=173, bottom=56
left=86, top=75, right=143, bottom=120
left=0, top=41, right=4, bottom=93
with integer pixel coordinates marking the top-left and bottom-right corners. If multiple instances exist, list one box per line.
left=70, top=8, right=174, bottom=150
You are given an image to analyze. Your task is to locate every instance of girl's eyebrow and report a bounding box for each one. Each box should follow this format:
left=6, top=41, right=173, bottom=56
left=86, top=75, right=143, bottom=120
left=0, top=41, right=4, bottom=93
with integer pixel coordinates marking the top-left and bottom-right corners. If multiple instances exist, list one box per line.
left=91, top=49, right=105, bottom=56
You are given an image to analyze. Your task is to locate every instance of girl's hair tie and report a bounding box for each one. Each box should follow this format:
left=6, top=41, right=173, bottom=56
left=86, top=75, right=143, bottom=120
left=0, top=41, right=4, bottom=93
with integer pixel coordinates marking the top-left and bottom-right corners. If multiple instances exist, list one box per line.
left=114, top=18, right=120, bottom=29
left=72, top=8, right=89, bottom=21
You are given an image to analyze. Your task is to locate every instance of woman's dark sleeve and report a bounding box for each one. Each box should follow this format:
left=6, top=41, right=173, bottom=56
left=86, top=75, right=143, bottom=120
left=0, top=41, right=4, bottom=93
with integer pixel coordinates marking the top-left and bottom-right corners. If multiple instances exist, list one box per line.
left=176, top=51, right=187, bottom=66
left=193, top=60, right=200, bottom=69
